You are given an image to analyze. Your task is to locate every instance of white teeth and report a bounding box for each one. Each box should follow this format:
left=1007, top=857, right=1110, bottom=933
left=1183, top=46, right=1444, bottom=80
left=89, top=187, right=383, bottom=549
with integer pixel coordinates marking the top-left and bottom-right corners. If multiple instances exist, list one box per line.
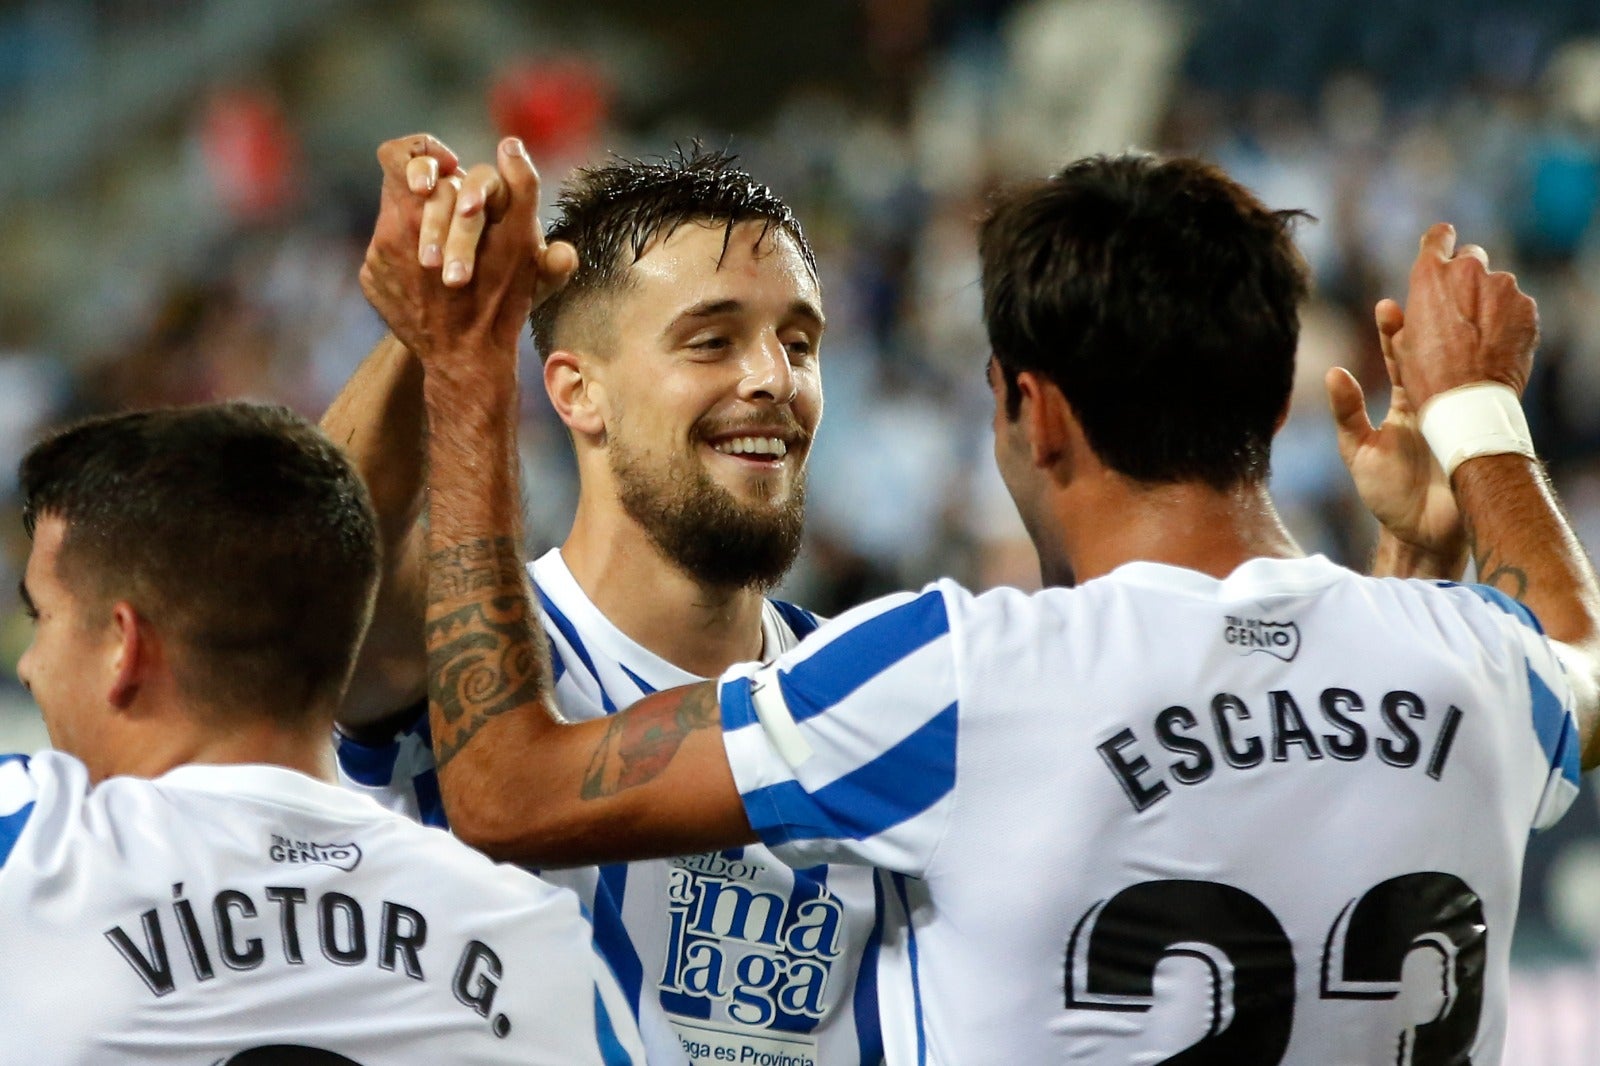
left=713, top=436, right=788, bottom=458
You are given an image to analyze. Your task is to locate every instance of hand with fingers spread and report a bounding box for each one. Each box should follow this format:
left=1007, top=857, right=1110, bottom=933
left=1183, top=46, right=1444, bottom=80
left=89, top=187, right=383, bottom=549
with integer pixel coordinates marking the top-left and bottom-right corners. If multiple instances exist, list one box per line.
left=359, top=133, right=578, bottom=372
left=1325, top=303, right=1465, bottom=574
left=1384, top=223, right=1539, bottom=409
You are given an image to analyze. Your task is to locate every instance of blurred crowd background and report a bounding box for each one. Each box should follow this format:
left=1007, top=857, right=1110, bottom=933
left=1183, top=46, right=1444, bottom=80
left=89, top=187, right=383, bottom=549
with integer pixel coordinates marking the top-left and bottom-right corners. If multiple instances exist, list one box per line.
left=4, top=0, right=1600, bottom=1056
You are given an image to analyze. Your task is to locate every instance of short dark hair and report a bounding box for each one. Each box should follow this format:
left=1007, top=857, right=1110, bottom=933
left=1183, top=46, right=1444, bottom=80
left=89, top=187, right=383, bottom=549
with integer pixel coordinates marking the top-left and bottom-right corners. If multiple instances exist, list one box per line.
left=20, top=402, right=379, bottom=722
left=980, top=153, right=1311, bottom=489
left=530, top=144, right=817, bottom=357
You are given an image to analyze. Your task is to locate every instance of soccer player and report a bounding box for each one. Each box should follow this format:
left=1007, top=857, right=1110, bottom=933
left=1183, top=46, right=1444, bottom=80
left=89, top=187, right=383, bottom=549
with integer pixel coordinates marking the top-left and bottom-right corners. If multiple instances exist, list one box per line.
left=2, top=403, right=644, bottom=1065
left=325, top=134, right=883, bottom=1065
left=412, top=149, right=1600, bottom=1064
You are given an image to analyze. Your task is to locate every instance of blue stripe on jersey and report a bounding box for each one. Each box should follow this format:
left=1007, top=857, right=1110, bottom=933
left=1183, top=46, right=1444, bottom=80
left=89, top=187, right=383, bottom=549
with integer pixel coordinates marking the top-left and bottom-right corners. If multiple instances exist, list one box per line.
left=891, top=873, right=927, bottom=1066
left=1530, top=664, right=1583, bottom=788
left=1443, top=581, right=1546, bottom=634
left=777, top=591, right=948, bottom=725
left=334, top=733, right=402, bottom=787
left=551, top=643, right=568, bottom=686
left=594, top=982, right=636, bottom=1065
left=593, top=863, right=645, bottom=1015
left=771, top=599, right=822, bottom=639
left=413, top=768, right=447, bottom=829
left=539, top=586, right=617, bottom=712
left=853, top=873, right=886, bottom=1064
left=619, top=663, right=654, bottom=695
left=0, top=801, right=35, bottom=868
left=745, top=702, right=958, bottom=847
left=721, top=676, right=761, bottom=732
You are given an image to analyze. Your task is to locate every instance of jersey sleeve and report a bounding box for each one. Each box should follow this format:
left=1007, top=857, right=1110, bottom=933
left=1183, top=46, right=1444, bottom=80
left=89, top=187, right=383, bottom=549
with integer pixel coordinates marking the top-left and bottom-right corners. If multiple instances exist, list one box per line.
left=717, top=583, right=962, bottom=877
left=1447, top=582, right=1582, bottom=830
left=332, top=702, right=448, bottom=828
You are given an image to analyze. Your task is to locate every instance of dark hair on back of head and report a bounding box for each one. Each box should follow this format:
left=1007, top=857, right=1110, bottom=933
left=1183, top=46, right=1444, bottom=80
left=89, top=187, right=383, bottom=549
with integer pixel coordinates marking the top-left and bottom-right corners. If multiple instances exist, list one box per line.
left=530, top=143, right=816, bottom=357
left=980, top=153, right=1312, bottom=490
left=20, top=402, right=379, bottom=723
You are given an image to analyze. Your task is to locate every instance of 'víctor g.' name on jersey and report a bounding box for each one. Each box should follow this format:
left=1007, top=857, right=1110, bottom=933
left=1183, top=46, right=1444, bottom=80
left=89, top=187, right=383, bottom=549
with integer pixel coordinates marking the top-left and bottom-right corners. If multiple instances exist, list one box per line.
left=1097, top=686, right=1465, bottom=812
left=104, top=883, right=517, bottom=1038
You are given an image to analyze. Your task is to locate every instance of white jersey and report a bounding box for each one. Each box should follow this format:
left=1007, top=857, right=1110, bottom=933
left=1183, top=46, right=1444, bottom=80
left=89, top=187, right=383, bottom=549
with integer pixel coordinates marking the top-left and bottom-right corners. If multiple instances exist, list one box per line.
left=716, top=556, right=1581, bottom=1065
left=338, top=549, right=886, bottom=1066
left=0, top=750, right=644, bottom=1065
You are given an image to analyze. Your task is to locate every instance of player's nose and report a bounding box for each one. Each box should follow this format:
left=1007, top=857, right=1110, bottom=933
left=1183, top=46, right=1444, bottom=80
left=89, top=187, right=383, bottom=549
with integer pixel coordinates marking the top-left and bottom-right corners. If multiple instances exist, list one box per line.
left=739, top=333, right=797, bottom=405
left=15, top=648, right=31, bottom=693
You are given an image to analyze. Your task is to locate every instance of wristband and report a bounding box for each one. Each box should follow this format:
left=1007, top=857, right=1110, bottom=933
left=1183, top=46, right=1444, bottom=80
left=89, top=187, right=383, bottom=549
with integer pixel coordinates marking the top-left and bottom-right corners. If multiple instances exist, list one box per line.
left=1418, top=382, right=1535, bottom=477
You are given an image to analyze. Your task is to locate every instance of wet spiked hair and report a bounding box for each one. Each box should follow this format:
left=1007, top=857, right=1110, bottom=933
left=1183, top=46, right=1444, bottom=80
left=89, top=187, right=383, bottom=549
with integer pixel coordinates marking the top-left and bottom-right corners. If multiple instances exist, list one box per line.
left=530, top=144, right=816, bottom=358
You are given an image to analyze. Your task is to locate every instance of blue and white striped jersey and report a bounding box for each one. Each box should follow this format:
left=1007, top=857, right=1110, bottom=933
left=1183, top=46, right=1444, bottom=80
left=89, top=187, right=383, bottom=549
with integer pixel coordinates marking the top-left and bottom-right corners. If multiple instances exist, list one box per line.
left=337, top=548, right=885, bottom=1066
left=0, top=750, right=643, bottom=1065
left=717, top=555, right=1581, bottom=1065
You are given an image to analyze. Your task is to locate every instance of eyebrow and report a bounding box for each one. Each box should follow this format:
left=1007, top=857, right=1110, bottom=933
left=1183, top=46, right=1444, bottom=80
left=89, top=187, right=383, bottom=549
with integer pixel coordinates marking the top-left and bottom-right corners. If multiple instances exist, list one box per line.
left=671, top=298, right=826, bottom=333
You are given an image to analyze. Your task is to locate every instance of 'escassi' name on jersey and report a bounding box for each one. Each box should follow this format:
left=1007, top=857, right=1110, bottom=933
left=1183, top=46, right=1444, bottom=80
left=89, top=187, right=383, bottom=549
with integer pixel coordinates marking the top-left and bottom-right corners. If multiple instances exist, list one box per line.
left=1097, top=686, right=1464, bottom=812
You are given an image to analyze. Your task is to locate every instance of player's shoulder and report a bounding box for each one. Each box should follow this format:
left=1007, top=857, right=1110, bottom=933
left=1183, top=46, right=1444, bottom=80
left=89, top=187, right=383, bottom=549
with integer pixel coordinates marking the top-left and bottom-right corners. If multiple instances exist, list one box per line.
left=0, top=749, right=117, bottom=876
left=1423, top=579, right=1545, bottom=632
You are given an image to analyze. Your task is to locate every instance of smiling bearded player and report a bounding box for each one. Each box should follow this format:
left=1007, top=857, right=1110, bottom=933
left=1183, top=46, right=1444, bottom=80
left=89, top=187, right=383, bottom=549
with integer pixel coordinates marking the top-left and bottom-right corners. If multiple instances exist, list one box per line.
left=323, top=135, right=882, bottom=1066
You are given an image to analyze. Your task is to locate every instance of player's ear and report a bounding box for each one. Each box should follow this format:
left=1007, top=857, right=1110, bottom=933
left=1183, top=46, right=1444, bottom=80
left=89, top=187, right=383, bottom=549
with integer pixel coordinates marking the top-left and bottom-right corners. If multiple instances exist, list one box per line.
left=106, top=601, right=153, bottom=710
left=544, top=349, right=606, bottom=440
left=1015, top=370, right=1077, bottom=480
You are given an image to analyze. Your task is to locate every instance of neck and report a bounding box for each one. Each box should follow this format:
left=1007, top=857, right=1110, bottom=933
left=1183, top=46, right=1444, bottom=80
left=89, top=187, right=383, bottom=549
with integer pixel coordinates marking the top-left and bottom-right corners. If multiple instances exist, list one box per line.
left=102, top=701, right=338, bottom=784
left=560, top=491, right=769, bottom=678
left=1048, top=474, right=1303, bottom=585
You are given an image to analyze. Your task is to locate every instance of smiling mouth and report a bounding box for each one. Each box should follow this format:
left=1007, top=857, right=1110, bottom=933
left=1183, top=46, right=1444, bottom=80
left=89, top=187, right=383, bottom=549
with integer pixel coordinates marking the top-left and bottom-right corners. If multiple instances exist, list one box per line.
left=710, top=436, right=790, bottom=460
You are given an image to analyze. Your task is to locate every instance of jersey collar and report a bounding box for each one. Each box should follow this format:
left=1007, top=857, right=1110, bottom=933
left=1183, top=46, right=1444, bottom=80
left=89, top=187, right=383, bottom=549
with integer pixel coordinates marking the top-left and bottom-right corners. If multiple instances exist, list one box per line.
left=1101, top=554, right=1346, bottom=599
left=153, top=762, right=382, bottom=818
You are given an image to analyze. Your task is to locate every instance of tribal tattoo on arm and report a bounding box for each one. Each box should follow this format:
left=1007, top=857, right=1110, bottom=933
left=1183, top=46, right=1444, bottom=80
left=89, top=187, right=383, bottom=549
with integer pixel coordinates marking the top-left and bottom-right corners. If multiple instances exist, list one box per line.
left=426, top=535, right=551, bottom=769
left=580, top=681, right=721, bottom=800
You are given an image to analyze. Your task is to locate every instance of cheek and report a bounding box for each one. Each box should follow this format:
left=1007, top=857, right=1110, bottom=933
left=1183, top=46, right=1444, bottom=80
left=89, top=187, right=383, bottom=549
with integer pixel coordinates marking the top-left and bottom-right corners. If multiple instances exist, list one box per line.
left=795, top=372, right=824, bottom=429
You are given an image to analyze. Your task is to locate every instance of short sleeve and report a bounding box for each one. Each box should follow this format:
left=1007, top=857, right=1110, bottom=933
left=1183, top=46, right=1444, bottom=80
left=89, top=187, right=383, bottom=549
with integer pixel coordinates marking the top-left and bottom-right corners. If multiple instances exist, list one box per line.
left=718, top=583, right=962, bottom=876
left=1444, top=582, right=1581, bottom=830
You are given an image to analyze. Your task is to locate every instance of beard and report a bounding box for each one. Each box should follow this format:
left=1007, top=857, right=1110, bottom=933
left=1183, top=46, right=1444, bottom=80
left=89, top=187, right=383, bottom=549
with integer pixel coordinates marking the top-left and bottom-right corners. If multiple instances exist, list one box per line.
left=612, top=440, right=806, bottom=591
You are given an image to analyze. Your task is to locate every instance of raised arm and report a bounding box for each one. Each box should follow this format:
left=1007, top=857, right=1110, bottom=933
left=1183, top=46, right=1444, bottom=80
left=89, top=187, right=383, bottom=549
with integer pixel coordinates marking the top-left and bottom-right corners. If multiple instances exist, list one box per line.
left=329, top=130, right=560, bottom=734
left=1390, top=223, right=1600, bottom=768
left=322, top=134, right=468, bottom=732
left=404, top=137, right=754, bottom=866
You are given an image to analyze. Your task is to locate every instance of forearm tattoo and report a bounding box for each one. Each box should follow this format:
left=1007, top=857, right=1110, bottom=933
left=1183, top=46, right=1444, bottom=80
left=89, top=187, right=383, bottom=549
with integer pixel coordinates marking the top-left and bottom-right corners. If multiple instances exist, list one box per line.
left=1468, top=530, right=1530, bottom=600
left=580, top=682, right=721, bottom=800
left=426, top=536, right=548, bottom=768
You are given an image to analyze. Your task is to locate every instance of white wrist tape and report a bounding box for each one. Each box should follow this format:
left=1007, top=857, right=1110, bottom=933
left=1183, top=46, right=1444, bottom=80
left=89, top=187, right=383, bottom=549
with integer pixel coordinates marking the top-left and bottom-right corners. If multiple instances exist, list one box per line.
left=1418, top=382, right=1535, bottom=477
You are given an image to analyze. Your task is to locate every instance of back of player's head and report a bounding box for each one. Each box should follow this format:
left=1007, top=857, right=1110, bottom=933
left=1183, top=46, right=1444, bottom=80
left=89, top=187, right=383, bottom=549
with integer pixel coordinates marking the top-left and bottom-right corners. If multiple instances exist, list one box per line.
left=529, top=143, right=817, bottom=357
left=19, top=402, right=379, bottom=723
left=980, top=153, right=1311, bottom=490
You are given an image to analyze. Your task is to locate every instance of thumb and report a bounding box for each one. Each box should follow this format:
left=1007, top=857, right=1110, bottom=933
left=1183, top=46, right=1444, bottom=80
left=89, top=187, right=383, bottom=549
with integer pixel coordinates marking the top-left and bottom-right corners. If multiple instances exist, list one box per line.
left=542, top=241, right=579, bottom=288
left=1325, top=366, right=1374, bottom=462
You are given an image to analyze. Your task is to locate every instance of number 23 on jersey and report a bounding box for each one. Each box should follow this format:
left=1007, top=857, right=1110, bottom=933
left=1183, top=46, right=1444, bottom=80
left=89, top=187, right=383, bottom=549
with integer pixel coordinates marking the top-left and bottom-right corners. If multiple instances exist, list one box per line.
left=1066, top=873, right=1484, bottom=1065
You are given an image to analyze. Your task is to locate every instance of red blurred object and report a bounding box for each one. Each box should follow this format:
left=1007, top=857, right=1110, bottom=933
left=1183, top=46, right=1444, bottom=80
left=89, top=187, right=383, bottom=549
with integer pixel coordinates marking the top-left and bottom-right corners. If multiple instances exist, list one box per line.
left=489, top=58, right=610, bottom=158
left=200, top=87, right=299, bottom=223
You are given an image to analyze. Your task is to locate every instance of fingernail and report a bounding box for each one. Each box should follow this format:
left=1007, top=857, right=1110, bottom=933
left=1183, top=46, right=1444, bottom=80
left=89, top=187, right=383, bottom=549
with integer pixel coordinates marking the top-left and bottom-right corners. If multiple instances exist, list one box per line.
left=503, top=138, right=526, bottom=158
left=421, top=243, right=441, bottom=267
left=444, top=262, right=467, bottom=285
